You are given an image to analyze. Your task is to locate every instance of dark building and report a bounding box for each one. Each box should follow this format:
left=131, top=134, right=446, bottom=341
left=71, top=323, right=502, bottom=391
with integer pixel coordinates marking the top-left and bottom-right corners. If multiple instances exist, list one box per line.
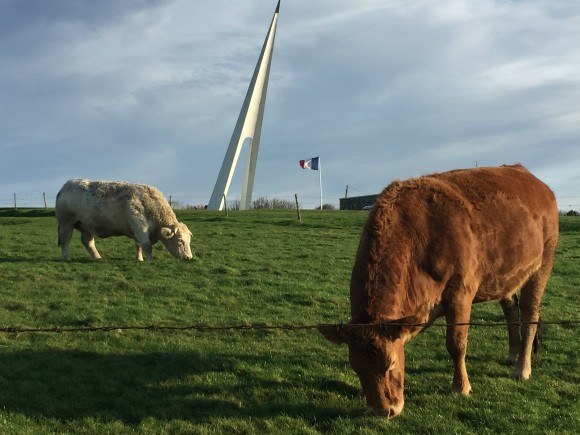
left=339, top=194, right=379, bottom=210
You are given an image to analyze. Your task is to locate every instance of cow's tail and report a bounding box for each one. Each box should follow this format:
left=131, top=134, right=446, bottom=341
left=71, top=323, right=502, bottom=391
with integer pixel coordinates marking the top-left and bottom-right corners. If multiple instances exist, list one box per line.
left=57, top=225, right=61, bottom=247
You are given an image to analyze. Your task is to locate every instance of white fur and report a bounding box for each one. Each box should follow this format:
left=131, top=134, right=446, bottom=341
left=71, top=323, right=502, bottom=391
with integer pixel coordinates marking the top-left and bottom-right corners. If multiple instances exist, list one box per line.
left=56, top=179, right=193, bottom=261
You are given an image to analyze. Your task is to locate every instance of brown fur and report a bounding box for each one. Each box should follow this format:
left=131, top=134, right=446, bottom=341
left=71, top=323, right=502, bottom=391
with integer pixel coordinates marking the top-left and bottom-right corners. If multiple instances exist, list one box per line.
left=319, top=164, right=558, bottom=418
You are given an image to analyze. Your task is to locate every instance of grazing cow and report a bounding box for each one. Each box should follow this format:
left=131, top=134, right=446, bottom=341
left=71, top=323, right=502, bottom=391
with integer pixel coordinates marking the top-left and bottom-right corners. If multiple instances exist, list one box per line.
left=56, top=179, right=193, bottom=261
left=318, top=164, right=558, bottom=418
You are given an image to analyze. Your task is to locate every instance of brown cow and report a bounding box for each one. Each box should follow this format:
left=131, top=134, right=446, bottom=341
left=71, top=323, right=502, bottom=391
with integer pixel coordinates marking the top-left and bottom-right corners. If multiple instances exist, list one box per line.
left=318, top=164, right=558, bottom=418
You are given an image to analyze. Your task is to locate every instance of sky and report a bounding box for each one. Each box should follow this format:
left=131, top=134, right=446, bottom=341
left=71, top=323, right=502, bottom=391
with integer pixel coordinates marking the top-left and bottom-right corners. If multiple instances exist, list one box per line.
left=1, top=0, right=579, bottom=210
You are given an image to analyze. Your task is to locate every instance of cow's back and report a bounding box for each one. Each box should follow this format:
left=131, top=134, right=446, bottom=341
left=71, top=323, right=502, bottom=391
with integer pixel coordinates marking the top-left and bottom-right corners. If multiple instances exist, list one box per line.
left=431, top=165, right=558, bottom=256
left=56, top=179, right=174, bottom=238
left=434, top=164, right=557, bottom=232
left=56, top=180, right=132, bottom=237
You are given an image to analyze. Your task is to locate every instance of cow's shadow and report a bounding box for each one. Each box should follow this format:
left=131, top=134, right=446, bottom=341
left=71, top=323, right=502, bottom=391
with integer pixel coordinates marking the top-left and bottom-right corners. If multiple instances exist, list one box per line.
left=0, top=257, right=97, bottom=264
left=0, top=349, right=359, bottom=425
left=0, top=257, right=65, bottom=263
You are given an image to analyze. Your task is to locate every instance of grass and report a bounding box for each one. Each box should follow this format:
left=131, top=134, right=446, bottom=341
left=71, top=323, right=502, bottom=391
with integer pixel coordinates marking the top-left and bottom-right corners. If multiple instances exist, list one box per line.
left=0, top=209, right=578, bottom=434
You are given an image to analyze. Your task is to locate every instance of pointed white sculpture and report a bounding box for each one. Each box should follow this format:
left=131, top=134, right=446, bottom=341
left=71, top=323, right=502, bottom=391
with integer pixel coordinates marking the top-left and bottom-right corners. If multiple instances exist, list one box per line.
left=208, top=1, right=280, bottom=211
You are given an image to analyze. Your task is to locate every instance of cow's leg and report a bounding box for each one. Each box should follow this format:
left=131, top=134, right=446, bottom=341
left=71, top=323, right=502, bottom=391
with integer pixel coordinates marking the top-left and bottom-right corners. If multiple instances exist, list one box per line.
left=514, top=266, right=552, bottom=380
left=133, top=232, right=153, bottom=261
left=500, top=294, right=521, bottom=365
left=141, top=241, right=154, bottom=261
left=135, top=242, right=144, bottom=261
left=58, top=224, right=74, bottom=261
left=130, top=222, right=154, bottom=261
left=80, top=231, right=101, bottom=260
left=444, top=297, right=473, bottom=395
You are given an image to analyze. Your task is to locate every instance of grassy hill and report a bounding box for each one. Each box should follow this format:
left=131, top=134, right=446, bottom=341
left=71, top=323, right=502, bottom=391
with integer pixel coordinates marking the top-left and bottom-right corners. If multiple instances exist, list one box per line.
left=0, top=210, right=578, bottom=433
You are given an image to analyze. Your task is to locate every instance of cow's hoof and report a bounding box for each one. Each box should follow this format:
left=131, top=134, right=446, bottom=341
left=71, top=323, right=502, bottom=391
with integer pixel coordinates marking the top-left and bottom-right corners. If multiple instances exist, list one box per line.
left=513, top=370, right=530, bottom=381
left=513, top=361, right=531, bottom=380
left=506, top=353, right=519, bottom=366
left=452, top=384, right=472, bottom=396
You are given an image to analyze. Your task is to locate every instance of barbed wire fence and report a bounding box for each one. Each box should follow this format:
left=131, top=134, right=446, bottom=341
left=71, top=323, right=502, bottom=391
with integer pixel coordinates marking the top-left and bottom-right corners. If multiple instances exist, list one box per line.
left=1, top=319, right=578, bottom=335
left=1, top=192, right=579, bottom=213
left=0, top=193, right=346, bottom=211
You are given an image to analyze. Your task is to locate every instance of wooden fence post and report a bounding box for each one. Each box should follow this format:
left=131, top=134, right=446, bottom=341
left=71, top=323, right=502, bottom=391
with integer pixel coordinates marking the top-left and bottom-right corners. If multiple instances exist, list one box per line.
left=13, top=193, right=17, bottom=210
left=295, top=194, right=301, bottom=222
left=169, top=195, right=172, bottom=208
left=223, top=194, right=228, bottom=218
left=43, top=192, right=48, bottom=210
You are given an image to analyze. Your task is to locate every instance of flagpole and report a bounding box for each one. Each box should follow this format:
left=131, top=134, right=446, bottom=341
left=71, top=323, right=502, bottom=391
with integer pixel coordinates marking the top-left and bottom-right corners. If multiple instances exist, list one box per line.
left=318, top=157, right=323, bottom=210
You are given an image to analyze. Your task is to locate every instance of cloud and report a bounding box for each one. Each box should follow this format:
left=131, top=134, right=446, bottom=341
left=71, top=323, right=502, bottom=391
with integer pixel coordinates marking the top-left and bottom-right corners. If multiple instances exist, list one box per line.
left=1, top=0, right=579, bottom=208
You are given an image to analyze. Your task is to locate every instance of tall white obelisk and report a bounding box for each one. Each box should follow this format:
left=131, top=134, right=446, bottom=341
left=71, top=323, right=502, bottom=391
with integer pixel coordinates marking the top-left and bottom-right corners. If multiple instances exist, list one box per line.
left=207, top=1, right=280, bottom=211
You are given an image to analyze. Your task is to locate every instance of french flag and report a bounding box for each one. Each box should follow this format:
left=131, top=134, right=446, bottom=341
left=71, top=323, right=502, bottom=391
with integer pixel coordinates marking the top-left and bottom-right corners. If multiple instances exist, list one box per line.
left=299, top=156, right=319, bottom=170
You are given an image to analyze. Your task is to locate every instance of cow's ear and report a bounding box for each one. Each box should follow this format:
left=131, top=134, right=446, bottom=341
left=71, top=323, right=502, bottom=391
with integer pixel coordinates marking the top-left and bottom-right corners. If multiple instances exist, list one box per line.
left=161, top=227, right=175, bottom=239
left=317, top=324, right=350, bottom=345
left=375, top=315, right=423, bottom=339
left=179, top=222, right=193, bottom=237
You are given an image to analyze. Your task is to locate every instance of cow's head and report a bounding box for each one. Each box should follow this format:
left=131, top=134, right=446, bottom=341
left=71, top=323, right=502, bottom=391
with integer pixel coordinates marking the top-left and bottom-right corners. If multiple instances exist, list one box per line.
left=318, top=317, right=417, bottom=418
left=160, top=222, right=193, bottom=260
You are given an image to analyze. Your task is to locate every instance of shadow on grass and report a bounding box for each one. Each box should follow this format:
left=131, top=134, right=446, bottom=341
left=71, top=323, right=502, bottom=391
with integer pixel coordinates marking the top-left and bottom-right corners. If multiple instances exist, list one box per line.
left=0, top=257, right=66, bottom=264
left=0, top=257, right=96, bottom=264
left=0, top=254, right=170, bottom=264
left=0, top=209, right=55, bottom=218
left=0, top=349, right=360, bottom=426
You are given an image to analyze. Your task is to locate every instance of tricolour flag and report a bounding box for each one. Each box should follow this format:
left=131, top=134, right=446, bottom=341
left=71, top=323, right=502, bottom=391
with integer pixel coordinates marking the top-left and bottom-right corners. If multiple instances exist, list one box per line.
left=299, top=156, right=319, bottom=170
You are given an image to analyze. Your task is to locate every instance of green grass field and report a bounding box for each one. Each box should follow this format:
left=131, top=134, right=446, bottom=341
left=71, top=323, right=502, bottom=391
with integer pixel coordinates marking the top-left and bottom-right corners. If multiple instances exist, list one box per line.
left=0, top=209, right=578, bottom=434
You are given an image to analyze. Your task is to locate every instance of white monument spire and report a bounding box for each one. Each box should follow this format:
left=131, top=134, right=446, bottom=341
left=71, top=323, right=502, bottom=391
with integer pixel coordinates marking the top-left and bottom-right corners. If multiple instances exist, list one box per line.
left=207, top=1, right=281, bottom=211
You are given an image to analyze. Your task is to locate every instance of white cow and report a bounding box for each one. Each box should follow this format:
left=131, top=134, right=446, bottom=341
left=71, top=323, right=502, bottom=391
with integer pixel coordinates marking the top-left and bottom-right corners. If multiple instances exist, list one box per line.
left=56, top=179, right=193, bottom=261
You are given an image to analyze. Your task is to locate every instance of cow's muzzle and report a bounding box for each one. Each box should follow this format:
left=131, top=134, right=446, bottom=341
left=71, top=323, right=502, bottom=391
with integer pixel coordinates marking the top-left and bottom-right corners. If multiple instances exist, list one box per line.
left=367, top=399, right=404, bottom=419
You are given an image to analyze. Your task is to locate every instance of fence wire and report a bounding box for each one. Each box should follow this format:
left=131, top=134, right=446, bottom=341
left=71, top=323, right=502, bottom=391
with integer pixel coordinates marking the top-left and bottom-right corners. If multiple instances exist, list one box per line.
left=1, top=320, right=578, bottom=335
left=2, top=193, right=579, bottom=211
